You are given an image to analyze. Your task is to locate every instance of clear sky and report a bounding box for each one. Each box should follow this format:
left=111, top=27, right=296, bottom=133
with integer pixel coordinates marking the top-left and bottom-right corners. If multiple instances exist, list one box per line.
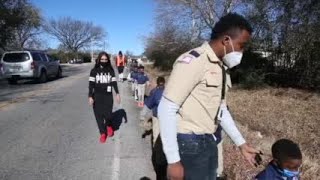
left=31, top=0, right=156, bottom=55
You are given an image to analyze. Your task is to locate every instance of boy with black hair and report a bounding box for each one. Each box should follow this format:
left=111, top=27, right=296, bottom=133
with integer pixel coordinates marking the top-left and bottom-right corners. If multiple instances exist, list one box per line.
left=128, top=66, right=139, bottom=97
left=136, top=65, right=150, bottom=107
left=256, top=139, right=302, bottom=180
left=140, top=76, right=167, bottom=180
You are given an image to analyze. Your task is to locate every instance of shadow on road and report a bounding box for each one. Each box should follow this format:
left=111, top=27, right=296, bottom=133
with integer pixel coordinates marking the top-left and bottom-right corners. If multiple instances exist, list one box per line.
left=140, top=177, right=152, bottom=180
left=111, top=109, right=128, bottom=131
left=22, top=76, right=70, bottom=85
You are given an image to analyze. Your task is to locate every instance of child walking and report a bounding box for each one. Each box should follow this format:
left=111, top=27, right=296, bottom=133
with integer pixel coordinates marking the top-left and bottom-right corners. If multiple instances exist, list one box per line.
left=135, top=65, right=149, bottom=107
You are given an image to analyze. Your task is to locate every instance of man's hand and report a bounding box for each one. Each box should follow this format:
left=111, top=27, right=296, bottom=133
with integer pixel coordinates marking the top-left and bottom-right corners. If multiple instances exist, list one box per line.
left=116, top=94, right=121, bottom=104
left=88, top=97, right=94, bottom=106
left=167, top=161, right=184, bottom=180
left=239, top=143, right=260, bottom=166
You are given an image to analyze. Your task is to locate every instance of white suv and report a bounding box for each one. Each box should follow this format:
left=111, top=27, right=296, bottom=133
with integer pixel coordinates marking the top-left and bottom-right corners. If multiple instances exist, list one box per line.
left=0, top=50, right=62, bottom=84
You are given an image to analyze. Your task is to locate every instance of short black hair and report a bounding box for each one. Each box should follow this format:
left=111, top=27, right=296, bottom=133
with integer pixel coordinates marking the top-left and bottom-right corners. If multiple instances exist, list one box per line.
left=138, top=65, right=144, bottom=69
left=119, top=51, right=123, bottom=55
left=211, top=13, right=253, bottom=40
left=157, top=76, right=165, bottom=85
left=272, top=139, right=302, bottom=163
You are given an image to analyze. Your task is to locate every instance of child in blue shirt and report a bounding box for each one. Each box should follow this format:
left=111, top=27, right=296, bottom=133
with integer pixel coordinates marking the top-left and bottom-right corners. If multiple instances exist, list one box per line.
left=256, top=139, right=302, bottom=180
left=128, top=66, right=138, bottom=97
left=135, top=65, right=149, bottom=107
left=141, top=76, right=167, bottom=180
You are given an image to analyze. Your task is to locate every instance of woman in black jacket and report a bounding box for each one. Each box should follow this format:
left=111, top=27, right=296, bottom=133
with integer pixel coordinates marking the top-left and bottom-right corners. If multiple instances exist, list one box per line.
left=88, top=51, right=121, bottom=143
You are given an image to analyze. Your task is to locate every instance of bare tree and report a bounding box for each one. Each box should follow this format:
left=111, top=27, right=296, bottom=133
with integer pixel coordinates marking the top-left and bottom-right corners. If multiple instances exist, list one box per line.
left=145, top=0, right=241, bottom=70
left=155, top=0, right=240, bottom=33
left=8, top=4, right=42, bottom=49
left=0, top=0, right=40, bottom=50
left=44, top=17, right=106, bottom=53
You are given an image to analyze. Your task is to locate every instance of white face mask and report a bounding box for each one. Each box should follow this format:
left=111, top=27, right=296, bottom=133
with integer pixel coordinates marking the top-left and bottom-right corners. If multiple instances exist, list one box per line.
left=222, top=37, right=243, bottom=68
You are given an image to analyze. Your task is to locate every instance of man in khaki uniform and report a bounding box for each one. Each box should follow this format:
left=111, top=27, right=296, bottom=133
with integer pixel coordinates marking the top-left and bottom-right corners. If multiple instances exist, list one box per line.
left=158, top=13, right=259, bottom=180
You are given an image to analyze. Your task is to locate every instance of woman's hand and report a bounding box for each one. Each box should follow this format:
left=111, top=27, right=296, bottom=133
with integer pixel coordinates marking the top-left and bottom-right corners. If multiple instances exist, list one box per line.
left=88, top=97, right=94, bottom=106
left=116, top=94, right=121, bottom=104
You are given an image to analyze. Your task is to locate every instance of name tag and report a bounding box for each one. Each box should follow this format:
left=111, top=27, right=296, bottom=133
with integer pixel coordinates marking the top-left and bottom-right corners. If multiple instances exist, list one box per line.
left=107, top=86, right=111, bottom=92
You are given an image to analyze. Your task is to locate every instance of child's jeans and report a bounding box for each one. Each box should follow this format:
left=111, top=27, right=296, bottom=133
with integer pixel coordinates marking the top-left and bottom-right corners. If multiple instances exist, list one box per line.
left=131, top=81, right=137, bottom=93
left=137, top=84, right=146, bottom=103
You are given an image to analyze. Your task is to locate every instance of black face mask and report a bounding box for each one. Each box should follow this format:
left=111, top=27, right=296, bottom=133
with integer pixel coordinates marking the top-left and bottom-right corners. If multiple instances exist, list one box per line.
left=100, top=62, right=109, bottom=68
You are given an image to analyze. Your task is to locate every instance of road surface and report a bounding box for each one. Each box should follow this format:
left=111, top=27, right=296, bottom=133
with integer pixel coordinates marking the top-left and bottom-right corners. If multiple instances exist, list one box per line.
left=0, top=63, right=155, bottom=180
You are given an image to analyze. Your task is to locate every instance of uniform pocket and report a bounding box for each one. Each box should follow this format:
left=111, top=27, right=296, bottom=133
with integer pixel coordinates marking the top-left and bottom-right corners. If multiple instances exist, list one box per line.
left=205, top=73, right=221, bottom=87
left=178, top=138, right=201, bottom=155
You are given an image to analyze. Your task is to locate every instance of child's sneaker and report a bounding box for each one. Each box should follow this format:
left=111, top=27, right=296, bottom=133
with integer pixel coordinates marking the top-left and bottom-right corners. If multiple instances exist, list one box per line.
left=99, top=134, right=107, bottom=143
left=107, top=126, right=114, bottom=137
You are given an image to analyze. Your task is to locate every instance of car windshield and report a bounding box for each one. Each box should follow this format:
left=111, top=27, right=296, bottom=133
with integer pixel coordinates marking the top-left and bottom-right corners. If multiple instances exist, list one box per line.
left=3, top=52, right=30, bottom=63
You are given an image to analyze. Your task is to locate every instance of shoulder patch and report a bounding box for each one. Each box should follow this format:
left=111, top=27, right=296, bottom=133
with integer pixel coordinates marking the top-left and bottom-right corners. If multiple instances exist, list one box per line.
left=177, top=49, right=202, bottom=64
left=189, top=50, right=200, bottom=57
left=177, top=55, right=194, bottom=64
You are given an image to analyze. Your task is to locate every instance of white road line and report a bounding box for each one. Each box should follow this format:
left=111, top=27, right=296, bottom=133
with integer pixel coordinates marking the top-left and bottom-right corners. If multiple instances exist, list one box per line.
left=111, top=83, right=123, bottom=180
left=111, top=133, right=121, bottom=180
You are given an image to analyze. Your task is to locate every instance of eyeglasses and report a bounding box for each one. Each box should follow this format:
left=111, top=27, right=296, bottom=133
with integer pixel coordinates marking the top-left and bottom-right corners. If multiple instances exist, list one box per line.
left=100, top=59, right=108, bottom=60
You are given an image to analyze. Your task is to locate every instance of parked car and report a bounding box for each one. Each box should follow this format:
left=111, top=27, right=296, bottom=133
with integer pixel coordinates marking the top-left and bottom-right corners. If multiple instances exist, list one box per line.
left=0, top=50, right=62, bottom=84
left=68, top=59, right=83, bottom=64
left=0, top=64, right=4, bottom=80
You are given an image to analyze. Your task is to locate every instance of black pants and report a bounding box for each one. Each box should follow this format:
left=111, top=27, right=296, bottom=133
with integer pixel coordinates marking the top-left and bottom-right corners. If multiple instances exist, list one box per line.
left=153, top=163, right=167, bottom=180
left=117, top=66, right=124, bottom=74
left=152, top=136, right=168, bottom=180
left=93, top=94, right=113, bottom=134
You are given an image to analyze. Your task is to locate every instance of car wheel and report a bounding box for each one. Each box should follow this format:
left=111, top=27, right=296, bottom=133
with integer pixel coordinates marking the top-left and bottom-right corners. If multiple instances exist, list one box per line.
left=38, top=70, right=47, bottom=83
left=56, top=67, right=62, bottom=79
left=8, top=78, right=18, bottom=85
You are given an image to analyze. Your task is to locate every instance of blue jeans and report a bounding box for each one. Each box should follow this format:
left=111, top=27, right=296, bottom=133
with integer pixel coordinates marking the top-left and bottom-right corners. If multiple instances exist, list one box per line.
left=178, top=134, right=218, bottom=180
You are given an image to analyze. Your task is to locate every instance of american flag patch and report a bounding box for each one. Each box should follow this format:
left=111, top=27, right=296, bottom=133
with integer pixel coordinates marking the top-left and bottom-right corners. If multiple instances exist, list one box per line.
left=178, top=55, right=194, bottom=64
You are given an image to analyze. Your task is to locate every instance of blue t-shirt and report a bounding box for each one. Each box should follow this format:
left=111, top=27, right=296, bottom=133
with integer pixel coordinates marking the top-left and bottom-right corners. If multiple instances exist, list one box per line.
left=144, top=86, right=164, bottom=117
left=256, top=162, right=300, bottom=180
left=136, top=72, right=149, bottom=84
left=131, top=71, right=138, bottom=81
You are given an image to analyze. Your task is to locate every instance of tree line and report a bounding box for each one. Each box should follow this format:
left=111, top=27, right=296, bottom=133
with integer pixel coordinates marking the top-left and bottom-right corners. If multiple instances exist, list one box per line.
left=145, top=0, right=320, bottom=90
left=0, top=0, right=106, bottom=62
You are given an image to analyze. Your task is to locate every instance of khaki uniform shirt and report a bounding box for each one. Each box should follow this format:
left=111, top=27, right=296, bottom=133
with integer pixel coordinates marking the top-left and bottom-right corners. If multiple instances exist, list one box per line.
left=163, top=42, right=232, bottom=134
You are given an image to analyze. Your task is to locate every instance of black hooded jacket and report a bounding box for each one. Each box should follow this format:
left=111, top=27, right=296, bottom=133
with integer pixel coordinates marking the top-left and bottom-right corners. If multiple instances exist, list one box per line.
left=88, top=65, right=119, bottom=97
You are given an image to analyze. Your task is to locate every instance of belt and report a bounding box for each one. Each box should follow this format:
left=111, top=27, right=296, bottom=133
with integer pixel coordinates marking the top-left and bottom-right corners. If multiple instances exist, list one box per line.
left=177, top=133, right=216, bottom=141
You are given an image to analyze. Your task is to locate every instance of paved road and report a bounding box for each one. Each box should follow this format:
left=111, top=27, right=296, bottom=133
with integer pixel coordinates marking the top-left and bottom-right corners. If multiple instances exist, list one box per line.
left=0, top=64, right=88, bottom=105
left=0, top=64, right=155, bottom=180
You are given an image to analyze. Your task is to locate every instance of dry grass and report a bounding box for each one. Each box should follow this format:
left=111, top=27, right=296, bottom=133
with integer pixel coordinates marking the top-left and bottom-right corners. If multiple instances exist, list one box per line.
left=145, top=65, right=320, bottom=179
left=144, top=64, right=171, bottom=84
left=225, top=87, right=320, bottom=179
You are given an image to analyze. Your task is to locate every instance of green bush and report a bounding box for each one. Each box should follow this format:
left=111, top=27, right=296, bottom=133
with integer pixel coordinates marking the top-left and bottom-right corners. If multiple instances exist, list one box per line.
left=230, top=49, right=270, bottom=88
left=48, top=51, right=92, bottom=64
